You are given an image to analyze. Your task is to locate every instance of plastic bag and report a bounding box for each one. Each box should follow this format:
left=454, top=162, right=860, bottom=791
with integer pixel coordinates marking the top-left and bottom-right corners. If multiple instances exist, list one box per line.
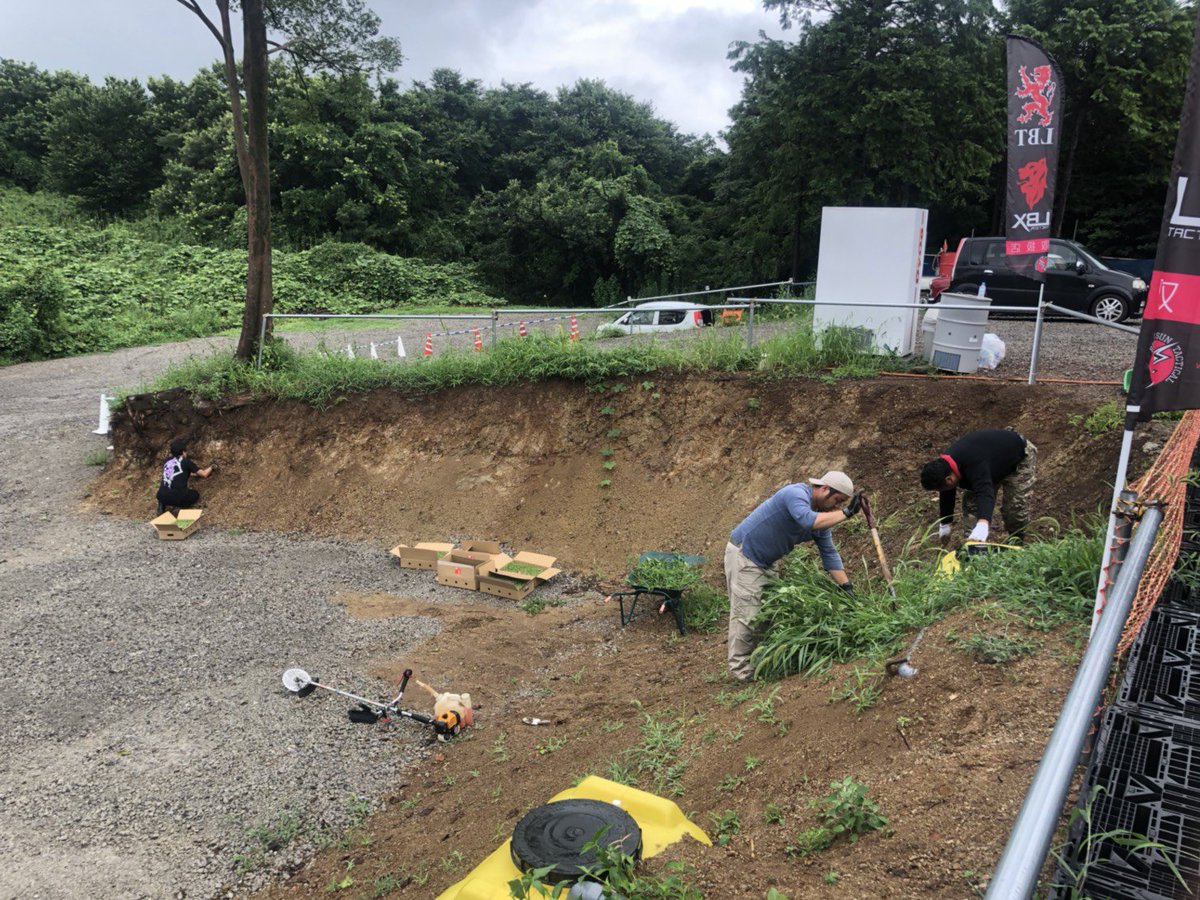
left=978, top=333, right=1006, bottom=369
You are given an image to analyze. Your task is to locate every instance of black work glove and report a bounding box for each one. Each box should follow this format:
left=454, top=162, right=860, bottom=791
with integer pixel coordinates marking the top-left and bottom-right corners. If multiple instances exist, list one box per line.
left=842, top=491, right=863, bottom=519
left=839, top=582, right=855, bottom=596
left=208, top=460, right=220, bottom=472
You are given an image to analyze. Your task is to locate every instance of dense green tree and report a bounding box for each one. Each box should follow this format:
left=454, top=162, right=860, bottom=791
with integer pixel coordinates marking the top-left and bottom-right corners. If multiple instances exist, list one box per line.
left=0, top=61, right=87, bottom=189
left=1003, top=0, right=1195, bottom=250
left=172, top=0, right=400, bottom=358
left=42, top=77, right=164, bottom=215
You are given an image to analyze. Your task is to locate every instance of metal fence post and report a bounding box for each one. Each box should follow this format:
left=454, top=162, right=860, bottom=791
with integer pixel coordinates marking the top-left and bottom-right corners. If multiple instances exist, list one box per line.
left=1028, top=285, right=1047, bottom=385
left=747, top=301, right=756, bottom=349
left=491, top=309, right=498, bottom=348
left=985, top=502, right=1163, bottom=899
left=255, top=314, right=268, bottom=367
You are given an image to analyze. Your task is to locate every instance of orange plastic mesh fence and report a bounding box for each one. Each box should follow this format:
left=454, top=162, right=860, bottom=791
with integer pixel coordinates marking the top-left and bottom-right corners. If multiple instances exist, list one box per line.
left=1116, top=409, right=1200, bottom=658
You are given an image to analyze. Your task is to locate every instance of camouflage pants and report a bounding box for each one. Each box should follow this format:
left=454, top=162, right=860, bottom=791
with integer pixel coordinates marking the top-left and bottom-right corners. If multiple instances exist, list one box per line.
left=962, top=438, right=1038, bottom=539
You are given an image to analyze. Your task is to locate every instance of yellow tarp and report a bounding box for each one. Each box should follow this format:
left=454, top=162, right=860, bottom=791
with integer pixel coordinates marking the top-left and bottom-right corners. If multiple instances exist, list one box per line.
left=437, top=775, right=710, bottom=900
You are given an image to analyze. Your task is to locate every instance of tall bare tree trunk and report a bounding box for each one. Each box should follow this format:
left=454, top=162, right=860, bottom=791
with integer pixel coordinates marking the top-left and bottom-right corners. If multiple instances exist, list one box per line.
left=236, top=0, right=273, bottom=360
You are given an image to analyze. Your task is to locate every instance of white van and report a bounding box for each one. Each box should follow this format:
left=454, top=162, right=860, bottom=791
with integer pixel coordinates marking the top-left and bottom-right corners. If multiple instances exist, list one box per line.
left=600, top=300, right=714, bottom=334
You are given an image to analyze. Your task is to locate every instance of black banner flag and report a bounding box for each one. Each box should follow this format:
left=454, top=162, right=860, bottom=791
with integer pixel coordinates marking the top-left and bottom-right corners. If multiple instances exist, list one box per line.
left=1005, top=36, right=1063, bottom=279
left=1130, top=13, right=1200, bottom=416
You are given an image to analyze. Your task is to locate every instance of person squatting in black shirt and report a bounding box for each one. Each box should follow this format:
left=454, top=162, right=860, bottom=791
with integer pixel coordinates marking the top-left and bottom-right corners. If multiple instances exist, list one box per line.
left=919, top=428, right=1039, bottom=545
left=156, top=438, right=214, bottom=513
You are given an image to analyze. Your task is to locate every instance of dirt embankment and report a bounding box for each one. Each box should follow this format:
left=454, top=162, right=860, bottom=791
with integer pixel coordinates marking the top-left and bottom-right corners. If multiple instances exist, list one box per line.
left=98, top=374, right=1138, bottom=576
left=88, top=373, right=1162, bottom=898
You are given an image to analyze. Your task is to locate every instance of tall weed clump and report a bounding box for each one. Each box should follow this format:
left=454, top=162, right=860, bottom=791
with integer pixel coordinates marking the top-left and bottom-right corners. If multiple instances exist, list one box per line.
left=751, top=524, right=1102, bottom=680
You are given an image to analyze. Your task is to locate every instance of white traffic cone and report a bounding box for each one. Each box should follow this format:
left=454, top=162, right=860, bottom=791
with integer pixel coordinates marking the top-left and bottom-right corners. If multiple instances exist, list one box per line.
left=397, top=336, right=406, bottom=358
left=92, top=394, right=111, bottom=435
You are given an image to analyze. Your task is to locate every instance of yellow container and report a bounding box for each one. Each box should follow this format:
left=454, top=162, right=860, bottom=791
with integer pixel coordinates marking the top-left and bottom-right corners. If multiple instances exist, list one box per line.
left=438, top=776, right=710, bottom=900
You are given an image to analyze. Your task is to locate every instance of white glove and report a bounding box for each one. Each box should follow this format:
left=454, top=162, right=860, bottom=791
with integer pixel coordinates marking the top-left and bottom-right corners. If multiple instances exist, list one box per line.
left=968, top=520, right=990, bottom=543
left=938, top=523, right=952, bottom=539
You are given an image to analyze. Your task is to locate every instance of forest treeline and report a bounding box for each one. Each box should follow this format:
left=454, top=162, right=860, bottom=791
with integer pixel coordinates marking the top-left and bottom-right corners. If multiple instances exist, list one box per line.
left=0, top=0, right=1194, bottom=321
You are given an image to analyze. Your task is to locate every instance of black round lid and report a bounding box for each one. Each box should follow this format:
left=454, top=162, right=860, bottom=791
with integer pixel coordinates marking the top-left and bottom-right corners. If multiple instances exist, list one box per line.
left=510, top=799, right=643, bottom=883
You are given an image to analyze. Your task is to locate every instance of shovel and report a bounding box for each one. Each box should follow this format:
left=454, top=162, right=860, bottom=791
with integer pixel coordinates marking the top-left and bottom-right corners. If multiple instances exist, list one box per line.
left=860, top=494, right=896, bottom=604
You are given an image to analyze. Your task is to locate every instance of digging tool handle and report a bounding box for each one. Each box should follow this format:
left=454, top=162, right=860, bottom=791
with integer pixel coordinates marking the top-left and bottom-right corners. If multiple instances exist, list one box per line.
left=861, top=493, right=878, bottom=531
left=860, top=495, right=897, bottom=598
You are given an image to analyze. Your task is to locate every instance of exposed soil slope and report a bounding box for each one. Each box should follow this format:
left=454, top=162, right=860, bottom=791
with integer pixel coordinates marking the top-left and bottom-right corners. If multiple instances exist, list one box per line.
left=88, top=374, right=1160, bottom=898
left=98, top=374, right=1138, bottom=576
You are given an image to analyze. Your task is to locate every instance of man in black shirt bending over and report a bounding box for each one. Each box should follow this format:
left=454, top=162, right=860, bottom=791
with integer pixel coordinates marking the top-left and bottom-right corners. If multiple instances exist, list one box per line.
left=919, top=428, right=1038, bottom=544
left=156, top=439, right=214, bottom=513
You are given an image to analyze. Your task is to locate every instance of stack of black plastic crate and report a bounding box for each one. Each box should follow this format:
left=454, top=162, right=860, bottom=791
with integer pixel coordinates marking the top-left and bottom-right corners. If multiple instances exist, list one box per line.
left=1053, top=472, right=1200, bottom=898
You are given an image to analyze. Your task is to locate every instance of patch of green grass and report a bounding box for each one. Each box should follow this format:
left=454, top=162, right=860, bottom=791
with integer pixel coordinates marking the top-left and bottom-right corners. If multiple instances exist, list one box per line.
left=710, top=810, right=741, bottom=846
left=764, top=801, right=785, bottom=825
left=535, top=736, right=567, bottom=755
left=1069, top=399, right=1123, bottom=436
left=785, top=826, right=833, bottom=858
left=829, top=666, right=884, bottom=713
left=518, top=595, right=565, bottom=615
left=683, top=583, right=727, bottom=633
left=620, top=711, right=693, bottom=797
left=127, top=322, right=917, bottom=409
left=233, top=809, right=304, bottom=873
left=718, top=773, right=745, bottom=792
left=947, top=629, right=1037, bottom=664
left=817, top=777, right=889, bottom=843
left=753, top=524, right=1101, bottom=680
left=84, top=449, right=109, bottom=466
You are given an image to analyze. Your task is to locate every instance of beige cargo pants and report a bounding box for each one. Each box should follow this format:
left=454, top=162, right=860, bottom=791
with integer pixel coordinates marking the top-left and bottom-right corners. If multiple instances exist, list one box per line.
left=962, top=437, right=1039, bottom=539
left=725, top=541, right=777, bottom=682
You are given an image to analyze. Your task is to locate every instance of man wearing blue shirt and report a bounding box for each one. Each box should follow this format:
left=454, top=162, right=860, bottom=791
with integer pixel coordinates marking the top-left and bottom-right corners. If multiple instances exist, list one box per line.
left=725, top=471, right=862, bottom=681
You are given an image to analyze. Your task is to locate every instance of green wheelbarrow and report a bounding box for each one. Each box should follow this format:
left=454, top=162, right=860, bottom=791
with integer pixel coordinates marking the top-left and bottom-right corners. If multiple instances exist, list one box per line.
left=605, top=551, right=706, bottom=636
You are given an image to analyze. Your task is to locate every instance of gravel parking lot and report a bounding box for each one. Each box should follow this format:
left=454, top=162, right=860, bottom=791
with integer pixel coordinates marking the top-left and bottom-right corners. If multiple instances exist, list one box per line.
left=0, top=341, right=589, bottom=899
left=0, top=308, right=1133, bottom=898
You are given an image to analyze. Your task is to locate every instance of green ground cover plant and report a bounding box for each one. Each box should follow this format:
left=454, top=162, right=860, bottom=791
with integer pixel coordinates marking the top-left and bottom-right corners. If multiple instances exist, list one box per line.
left=752, top=524, right=1101, bottom=680
left=0, top=193, right=502, bottom=362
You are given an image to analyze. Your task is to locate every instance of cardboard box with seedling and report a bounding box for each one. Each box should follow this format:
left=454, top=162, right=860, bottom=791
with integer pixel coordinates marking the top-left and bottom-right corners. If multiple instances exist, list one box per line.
left=478, top=552, right=562, bottom=600
left=150, top=509, right=204, bottom=541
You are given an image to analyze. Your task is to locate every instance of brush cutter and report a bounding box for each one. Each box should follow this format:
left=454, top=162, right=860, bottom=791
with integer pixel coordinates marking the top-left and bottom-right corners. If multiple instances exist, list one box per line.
left=281, top=667, right=469, bottom=740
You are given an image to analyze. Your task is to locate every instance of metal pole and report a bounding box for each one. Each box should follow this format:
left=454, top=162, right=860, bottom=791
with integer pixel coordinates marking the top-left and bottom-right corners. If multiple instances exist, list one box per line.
left=985, top=502, right=1163, bottom=900
left=1092, top=419, right=1138, bottom=633
left=747, top=301, right=755, bottom=349
left=1028, top=284, right=1046, bottom=385
left=1109, top=490, right=1138, bottom=588
left=491, top=309, right=498, bottom=349
left=255, top=314, right=269, bottom=368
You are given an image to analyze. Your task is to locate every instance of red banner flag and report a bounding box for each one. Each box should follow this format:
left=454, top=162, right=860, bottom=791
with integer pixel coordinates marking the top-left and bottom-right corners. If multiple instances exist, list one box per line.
left=1130, top=12, right=1200, bottom=416
left=1005, top=36, right=1064, bottom=278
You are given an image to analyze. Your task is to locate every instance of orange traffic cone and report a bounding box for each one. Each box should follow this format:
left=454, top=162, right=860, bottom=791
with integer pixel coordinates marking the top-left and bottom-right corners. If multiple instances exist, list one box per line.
left=473, top=326, right=483, bottom=352
left=519, top=321, right=527, bottom=338
left=423, top=333, right=433, bottom=356
left=569, top=315, right=579, bottom=341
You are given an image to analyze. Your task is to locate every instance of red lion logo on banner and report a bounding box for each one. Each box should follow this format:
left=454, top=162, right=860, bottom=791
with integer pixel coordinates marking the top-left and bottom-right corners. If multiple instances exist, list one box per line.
left=1018, top=158, right=1048, bottom=208
left=1016, top=65, right=1057, bottom=127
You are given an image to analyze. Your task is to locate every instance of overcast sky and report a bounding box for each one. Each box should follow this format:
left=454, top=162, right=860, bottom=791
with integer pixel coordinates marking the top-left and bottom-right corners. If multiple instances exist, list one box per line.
left=1, top=0, right=790, bottom=139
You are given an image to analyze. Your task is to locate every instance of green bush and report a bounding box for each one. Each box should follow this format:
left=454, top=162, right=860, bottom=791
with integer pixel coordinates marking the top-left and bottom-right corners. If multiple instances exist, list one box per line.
left=0, top=267, right=69, bottom=360
left=0, top=190, right=502, bottom=362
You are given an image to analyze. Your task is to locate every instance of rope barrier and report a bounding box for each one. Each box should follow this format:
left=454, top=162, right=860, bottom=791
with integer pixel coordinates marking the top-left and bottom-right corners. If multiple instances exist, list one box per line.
left=1117, top=409, right=1200, bottom=657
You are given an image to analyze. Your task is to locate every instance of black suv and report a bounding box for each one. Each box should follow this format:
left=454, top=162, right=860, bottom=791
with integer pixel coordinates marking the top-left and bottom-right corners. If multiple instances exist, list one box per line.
left=945, top=237, right=1148, bottom=322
